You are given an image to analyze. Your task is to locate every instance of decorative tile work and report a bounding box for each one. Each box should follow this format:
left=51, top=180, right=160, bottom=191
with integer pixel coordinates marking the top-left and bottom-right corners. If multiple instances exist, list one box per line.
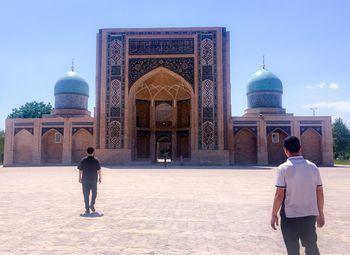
left=266, top=121, right=291, bottom=124
left=42, top=122, right=64, bottom=126
left=202, top=121, right=215, bottom=150
left=14, top=128, right=33, bottom=136
left=201, top=38, right=214, bottom=65
left=202, top=79, right=214, bottom=107
left=128, top=58, right=194, bottom=88
left=103, top=29, right=219, bottom=151
left=72, top=127, right=94, bottom=136
left=108, top=121, right=122, bottom=148
left=14, top=122, right=34, bottom=127
left=248, top=92, right=282, bottom=108
left=110, top=39, right=122, bottom=65
left=233, top=126, right=257, bottom=136
left=106, top=35, right=125, bottom=148
left=266, top=126, right=291, bottom=136
left=198, top=32, right=218, bottom=150
left=300, top=126, right=322, bottom=136
left=233, top=121, right=257, bottom=125
left=300, top=120, right=323, bottom=125
left=129, top=38, right=194, bottom=55
left=42, top=128, right=64, bottom=136
left=110, top=79, right=122, bottom=107
left=72, top=122, right=94, bottom=126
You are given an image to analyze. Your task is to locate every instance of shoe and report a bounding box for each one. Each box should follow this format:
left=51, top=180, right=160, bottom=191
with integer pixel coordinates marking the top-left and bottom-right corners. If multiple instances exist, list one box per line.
left=90, top=205, right=96, bottom=212
left=85, top=209, right=90, bottom=214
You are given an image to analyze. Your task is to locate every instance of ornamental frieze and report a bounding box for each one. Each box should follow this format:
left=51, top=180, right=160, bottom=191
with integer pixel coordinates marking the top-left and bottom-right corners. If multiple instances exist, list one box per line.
left=129, top=38, right=194, bottom=55
left=128, top=58, right=194, bottom=89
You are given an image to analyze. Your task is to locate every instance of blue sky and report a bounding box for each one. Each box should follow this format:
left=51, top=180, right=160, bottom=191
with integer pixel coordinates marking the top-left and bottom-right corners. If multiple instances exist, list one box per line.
left=0, top=0, right=349, bottom=130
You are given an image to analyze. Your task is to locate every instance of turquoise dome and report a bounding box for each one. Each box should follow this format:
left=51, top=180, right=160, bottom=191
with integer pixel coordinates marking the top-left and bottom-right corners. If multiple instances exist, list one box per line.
left=54, top=71, right=89, bottom=96
left=246, top=68, right=283, bottom=94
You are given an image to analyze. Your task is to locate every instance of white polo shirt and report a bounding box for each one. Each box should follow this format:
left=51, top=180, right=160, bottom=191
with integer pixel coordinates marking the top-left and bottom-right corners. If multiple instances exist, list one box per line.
left=275, top=156, right=323, bottom=218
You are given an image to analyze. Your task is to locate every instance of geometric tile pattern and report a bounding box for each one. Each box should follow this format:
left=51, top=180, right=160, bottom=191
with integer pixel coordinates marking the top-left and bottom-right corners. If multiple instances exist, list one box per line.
left=266, top=126, right=291, bottom=136
left=110, top=39, right=122, bottom=65
left=201, top=38, right=214, bottom=65
left=110, top=79, right=122, bottom=107
left=300, top=126, right=322, bottom=136
left=72, top=127, right=94, bottom=136
left=202, top=121, right=215, bottom=150
left=198, top=33, right=217, bottom=150
left=129, top=38, right=194, bottom=55
left=202, top=79, right=214, bottom=107
left=14, top=128, right=33, bottom=136
left=128, top=58, right=194, bottom=88
left=108, top=120, right=122, bottom=149
left=106, top=35, right=124, bottom=148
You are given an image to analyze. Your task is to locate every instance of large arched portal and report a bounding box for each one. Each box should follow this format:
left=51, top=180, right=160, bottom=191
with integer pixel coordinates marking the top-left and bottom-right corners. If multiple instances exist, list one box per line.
left=129, top=67, right=193, bottom=162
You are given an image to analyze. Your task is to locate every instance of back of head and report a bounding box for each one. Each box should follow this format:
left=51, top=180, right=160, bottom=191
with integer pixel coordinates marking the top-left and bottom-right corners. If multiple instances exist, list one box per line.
left=87, top=147, right=94, bottom=155
left=283, top=136, right=301, bottom=154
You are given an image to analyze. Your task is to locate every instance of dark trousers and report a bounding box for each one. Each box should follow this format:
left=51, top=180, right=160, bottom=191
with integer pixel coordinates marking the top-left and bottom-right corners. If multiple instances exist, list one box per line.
left=82, top=183, right=97, bottom=211
left=281, top=215, right=320, bottom=255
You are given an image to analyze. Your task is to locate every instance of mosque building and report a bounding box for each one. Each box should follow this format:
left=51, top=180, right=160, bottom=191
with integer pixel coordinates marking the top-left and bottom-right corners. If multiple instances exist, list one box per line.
left=3, top=27, right=333, bottom=166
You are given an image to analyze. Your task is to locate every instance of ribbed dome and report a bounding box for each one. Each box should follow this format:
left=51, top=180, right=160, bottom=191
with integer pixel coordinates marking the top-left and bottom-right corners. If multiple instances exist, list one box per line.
left=246, top=68, right=283, bottom=94
left=54, top=71, right=89, bottom=97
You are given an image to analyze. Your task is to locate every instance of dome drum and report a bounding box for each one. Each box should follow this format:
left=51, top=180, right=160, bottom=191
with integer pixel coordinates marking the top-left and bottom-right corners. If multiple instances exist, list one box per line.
left=247, top=91, right=282, bottom=109
left=55, top=94, right=88, bottom=110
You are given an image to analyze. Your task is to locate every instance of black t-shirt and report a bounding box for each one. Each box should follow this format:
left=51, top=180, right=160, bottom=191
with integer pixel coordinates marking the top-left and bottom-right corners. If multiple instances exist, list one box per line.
left=78, top=156, right=101, bottom=183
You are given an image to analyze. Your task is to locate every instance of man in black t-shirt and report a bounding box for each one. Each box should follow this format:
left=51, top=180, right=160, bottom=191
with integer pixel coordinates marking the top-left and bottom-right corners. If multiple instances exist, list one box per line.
left=78, top=147, right=101, bottom=214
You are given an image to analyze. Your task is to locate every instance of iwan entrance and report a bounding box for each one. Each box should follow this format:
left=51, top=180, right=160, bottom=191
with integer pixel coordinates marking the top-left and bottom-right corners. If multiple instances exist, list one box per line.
left=130, top=67, right=193, bottom=162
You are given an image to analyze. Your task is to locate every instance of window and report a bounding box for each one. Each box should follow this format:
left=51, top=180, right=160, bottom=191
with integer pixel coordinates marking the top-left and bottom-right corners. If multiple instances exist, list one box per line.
left=55, top=133, right=62, bottom=143
left=272, top=132, right=279, bottom=144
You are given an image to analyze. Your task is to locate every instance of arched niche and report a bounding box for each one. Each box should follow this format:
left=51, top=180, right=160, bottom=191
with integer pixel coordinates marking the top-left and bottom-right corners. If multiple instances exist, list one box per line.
left=234, top=128, right=257, bottom=165
left=14, top=129, right=33, bottom=164
left=72, top=128, right=93, bottom=163
left=301, top=128, right=322, bottom=166
left=41, top=129, right=63, bottom=164
left=267, top=128, right=288, bottom=165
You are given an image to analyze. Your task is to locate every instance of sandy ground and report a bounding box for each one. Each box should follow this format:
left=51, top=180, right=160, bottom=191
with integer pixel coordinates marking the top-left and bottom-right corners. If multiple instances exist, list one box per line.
left=0, top=165, right=349, bottom=255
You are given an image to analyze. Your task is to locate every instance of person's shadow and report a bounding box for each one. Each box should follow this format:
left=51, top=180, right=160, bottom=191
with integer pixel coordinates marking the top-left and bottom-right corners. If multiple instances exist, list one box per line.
left=80, top=212, right=104, bottom=218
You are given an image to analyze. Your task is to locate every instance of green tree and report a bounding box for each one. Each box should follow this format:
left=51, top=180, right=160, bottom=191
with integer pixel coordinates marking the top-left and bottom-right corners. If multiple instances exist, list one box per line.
left=333, top=118, right=350, bottom=159
left=0, top=129, right=4, bottom=164
left=7, top=101, right=52, bottom=119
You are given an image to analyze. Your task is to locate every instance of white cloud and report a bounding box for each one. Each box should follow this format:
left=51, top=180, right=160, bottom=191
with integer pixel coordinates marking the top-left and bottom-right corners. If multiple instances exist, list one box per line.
left=317, top=82, right=326, bottom=88
left=329, top=82, right=339, bottom=89
left=305, top=86, right=314, bottom=89
left=303, top=101, right=350, bottom=113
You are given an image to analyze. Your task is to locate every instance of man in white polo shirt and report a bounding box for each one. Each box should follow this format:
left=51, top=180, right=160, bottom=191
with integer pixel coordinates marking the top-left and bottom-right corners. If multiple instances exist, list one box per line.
left=270, top=136, right=325, bottom=255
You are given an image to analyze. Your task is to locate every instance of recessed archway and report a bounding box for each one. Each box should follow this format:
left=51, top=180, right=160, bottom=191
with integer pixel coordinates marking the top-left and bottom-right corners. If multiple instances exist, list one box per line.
left=267, top=129, right=288, bottom=165
left=41, top=129, right=63, bottom=164
left=301, top=128, right=323, bottom=166
left=129, top=67, right=194, bottom=162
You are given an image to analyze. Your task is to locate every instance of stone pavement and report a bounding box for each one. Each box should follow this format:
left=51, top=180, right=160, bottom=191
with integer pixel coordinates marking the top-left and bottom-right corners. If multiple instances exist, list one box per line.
left=0, top=166, right=349, bottom=255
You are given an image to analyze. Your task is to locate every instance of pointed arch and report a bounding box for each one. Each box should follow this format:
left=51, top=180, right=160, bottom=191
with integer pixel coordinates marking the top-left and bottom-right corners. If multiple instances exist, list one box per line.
left=301, top=128, right=323, bottom=165
left=234, top=128, right=257, bottom=165
left=72, top=128, right=93, bottom=163
left=14, top=129, right=33, bottom=164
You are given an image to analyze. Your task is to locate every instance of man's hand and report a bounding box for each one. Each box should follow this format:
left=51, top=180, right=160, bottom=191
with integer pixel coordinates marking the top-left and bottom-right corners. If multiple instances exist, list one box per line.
left=316, top=213, right=325, bottom=228
left=270, top=214, right=279, bottom=230
left=98, top=178, right=101, bottom=184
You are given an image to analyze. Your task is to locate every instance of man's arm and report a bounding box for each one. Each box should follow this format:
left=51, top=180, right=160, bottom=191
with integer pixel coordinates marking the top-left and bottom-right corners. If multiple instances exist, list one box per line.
left=98, top=170, right=101, bottom=183
left=79, top=170, right=82, bottom=183
left=316, top=186, right=325, bottom=228
left=271, top=187, right=285, bottom=230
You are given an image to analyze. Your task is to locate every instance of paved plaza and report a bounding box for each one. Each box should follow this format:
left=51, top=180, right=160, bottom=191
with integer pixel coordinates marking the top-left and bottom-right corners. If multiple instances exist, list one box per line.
left=0, top=166, right=349, bottom=255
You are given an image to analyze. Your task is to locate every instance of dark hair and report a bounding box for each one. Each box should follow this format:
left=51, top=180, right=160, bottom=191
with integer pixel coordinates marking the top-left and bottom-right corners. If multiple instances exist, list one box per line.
left=283, top=136, right=301, bottom=153
left=87, top=147, right=94, bottom=154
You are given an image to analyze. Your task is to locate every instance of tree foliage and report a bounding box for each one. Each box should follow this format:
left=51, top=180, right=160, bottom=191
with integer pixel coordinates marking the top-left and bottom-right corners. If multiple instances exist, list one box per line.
left=7, top=101, right=52, bottom=119
left=333, top=118, right=350, bottom=159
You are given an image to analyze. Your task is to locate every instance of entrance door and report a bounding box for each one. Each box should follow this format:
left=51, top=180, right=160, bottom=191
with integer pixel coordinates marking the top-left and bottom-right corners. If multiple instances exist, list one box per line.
left=156, top=136, right=172, bottom=162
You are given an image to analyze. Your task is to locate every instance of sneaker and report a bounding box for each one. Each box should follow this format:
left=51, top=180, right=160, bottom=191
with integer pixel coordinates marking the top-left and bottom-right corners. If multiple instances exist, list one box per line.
left=85, top=209, right=90, bottom=214
left=90, top=205, right=96, bottom=212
